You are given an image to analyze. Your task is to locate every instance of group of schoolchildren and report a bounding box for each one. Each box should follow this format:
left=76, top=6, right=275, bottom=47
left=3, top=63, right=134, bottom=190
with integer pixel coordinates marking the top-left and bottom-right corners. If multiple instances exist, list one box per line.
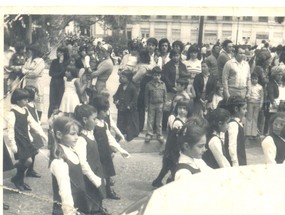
left=6, top=85, right=130, bottom=215
left=4, top=35, right=285, bottom=215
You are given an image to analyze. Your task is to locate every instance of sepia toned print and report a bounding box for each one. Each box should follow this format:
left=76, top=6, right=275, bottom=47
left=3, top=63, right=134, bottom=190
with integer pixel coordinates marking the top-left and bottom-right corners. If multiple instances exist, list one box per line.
left=2, top=6, right=285, bottom=215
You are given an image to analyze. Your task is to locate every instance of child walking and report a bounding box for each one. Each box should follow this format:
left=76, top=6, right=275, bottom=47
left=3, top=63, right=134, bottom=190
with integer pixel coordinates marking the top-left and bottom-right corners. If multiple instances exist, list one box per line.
left=59, top=65, right=87, bottom=116
left=152, top=99, right=192, bottom=187
left=245, top=72, right=264, bottom=139
left=24, top=86, right=44, bottom=178
left=6, top=88, right=47, bottom=191
left=145, top=66, right=167, bottom=143
left=174, top=116, right=211, bottom=181
left=113, top=70, right=140, bottom=142
left=202, top=108, right=231, bottom=169
left=49, top=116, right=90, bottom=215
left=261, top=112, right=285, bottom=164
left=223, top=96, right=248, bottom=166
left=92, top=96, right=130, bottom=200
left=74, top=104, right=109, bottom=215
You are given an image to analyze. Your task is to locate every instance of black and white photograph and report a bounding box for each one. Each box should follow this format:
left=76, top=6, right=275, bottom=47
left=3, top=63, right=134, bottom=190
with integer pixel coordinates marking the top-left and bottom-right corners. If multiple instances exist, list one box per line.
left=2, top=5, right=285, bottom=215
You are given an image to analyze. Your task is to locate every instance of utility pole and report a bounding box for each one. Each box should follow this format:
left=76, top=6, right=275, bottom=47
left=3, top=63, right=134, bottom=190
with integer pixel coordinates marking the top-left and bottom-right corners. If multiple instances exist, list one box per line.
left=197, top=16, right=204, bottom=48
left=236, top=17, right=240, bottom=45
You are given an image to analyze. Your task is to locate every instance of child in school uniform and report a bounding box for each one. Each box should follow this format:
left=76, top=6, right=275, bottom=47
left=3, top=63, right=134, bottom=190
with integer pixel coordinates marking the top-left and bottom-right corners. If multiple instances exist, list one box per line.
left=261, top=112, right=285, bottom=164
left=174, top=115, right=211, bottom=181
left=209, top=84, right=224, bottom=111
left=6, top=88, right=47, bottom=191
left=113, top=70, right=140, bottom=142
left=245, top=72, right=264, bottom=139
left=74, top=104, right=110, bottom=215
left=24, top=86, right=44, bottom=178
left=223, top=96, right=248, bottom=166
left=49, top=116, right=90, bottom=215
left=202, top=108, right=231, bottom=169
left=152, top=99, right=193, bottom=187
left=92, top=96, right=130, bottom=200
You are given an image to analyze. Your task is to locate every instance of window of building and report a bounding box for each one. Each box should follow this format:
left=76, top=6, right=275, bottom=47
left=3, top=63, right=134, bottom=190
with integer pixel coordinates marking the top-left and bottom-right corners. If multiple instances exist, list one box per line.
left=258, top=17, right=268, bottom=22
left=141, top=15, right=150, bottom=20
left=204, top=30, right=218, bottom=44
left=207, top=16, right=216, bottom=21
left=141, top=28, right=150, bottom=39
left=222, top=31, right=232, bottom=40
left=191, top=16, right=199, bottom=20
left=154, top=28, right=167, bottom=40
left=223, top=16, right=232, bottom=21
left=157, top=15, right=166, bottom=19
left=256, top=33, right=269, bottom=40
left=172, top=16, right=181, bottom=20
left=172, top=29, right=181, bottom=41
left=243, top=16, right=252, bottom=21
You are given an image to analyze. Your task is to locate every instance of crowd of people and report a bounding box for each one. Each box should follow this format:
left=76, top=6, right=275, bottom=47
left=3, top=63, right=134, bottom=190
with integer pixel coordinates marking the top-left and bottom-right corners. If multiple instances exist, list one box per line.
left=3, top=34, right=285, bottom=215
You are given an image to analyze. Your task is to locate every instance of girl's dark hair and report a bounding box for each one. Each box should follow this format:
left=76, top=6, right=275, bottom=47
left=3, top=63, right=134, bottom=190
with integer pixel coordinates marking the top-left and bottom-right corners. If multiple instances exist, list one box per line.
left=223, top=96, right=246, bottom=115
left=158, top=38, right=171, bottom=52
left=24, top=86, right=38, bottom=101
left=173, top=99, right=193, bottom=118
left=169, top=49, right=181, bottom=59
left=74, top=104, right=97, bottom=126
left=186, top=44, right=200, bottom=60
left=279, top=52, right=285, bottom=64
left=57, top=46, right=70, bottom=63
left=139, top=48, right=151, bottom=64
left=14, top=41, right=26, bottom=52
left=11, top=88, right=30, bottom=104
left=268, top=112, right=285, bottom=135
left=178, top=115, right=208, bottom=150
left=207, top=108, right=231, bottom=133
left=66, top=65, right=78, bottom=78
left=91, top=95, right=110, bottom=112
left=50, top=116, right=81, bottom=162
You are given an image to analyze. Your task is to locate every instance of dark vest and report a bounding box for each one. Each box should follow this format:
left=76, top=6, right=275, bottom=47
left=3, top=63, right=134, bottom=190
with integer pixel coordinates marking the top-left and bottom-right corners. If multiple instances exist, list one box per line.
left=175, top=163, right=201, bottom=176
left=224, top=119, right=247, bottom=166
left=11, top=109, right=36, bottom=160
left=202, top=134, right=226, bottom=169
left=52, top=149, right=89, bottom=215
left=272, top=133, right=285, bottom=164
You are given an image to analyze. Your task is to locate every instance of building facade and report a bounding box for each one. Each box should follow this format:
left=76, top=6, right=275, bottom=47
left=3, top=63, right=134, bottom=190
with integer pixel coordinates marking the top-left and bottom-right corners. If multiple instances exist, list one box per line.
left=126, top=16, right=285, bottom=46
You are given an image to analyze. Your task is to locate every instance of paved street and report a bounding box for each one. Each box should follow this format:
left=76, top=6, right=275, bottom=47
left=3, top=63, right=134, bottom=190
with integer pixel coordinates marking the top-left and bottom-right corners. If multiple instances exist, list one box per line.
left=3, top=65, right=266, bottom=215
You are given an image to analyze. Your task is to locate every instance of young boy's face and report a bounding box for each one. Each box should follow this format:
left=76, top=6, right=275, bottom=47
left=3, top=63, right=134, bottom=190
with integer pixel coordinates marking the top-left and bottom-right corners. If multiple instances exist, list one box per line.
left=152, top=73, right=161, bottom=81
left=172, top=53, right=180, bottom=63
left=176, top=83, right=185, bottom=92
left=251, top=77, right=258, bottom=85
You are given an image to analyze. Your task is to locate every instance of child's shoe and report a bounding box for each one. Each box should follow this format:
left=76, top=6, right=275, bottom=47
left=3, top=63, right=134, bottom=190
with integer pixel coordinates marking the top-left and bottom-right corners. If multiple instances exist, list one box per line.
left=145, top=135, right=151, bottom=143
left=157, top=135, right=164, bottom=144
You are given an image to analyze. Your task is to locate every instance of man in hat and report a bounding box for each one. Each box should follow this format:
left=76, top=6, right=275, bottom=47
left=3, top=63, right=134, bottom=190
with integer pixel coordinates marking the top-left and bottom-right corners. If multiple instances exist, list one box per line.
left=144, top=66, right=167, bottom=144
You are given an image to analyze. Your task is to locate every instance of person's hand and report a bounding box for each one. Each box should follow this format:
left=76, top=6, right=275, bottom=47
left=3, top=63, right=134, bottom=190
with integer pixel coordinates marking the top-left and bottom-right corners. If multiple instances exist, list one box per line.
left=94, top=177, right=102, bottom=188
left=59, top=55, right=64, bottom=63
left=42, top=134, right=48, bottom=144
left=120, top=149, right=130, bottom=158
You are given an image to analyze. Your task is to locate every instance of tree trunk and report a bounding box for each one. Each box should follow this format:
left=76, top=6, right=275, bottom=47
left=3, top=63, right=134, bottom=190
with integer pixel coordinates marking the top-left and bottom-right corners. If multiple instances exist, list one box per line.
left=26, top=15, right=33, bottom=44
